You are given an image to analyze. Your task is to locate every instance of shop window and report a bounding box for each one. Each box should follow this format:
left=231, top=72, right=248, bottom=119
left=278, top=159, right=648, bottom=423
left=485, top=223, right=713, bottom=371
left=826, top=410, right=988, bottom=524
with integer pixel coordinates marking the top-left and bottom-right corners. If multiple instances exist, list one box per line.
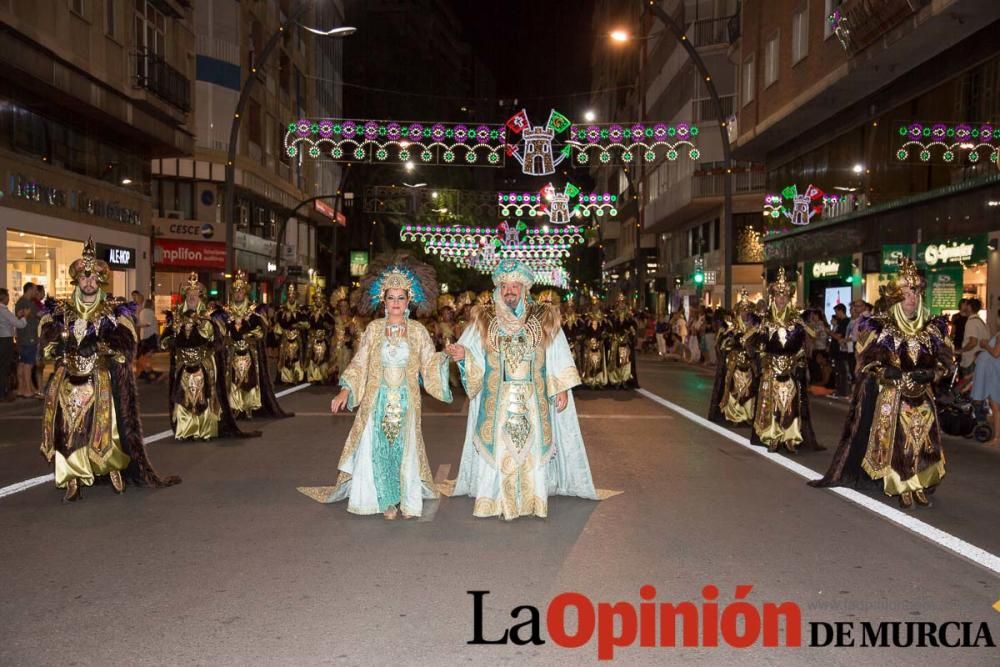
left=7, top=231, right=84, bottom=300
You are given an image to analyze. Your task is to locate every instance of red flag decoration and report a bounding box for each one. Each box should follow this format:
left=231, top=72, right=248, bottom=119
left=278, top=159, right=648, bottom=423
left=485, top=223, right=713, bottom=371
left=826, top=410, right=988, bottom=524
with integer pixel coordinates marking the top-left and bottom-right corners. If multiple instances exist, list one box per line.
left=505, top=109, right=530, bottom=135
left=804, top=184, right=824, bottom=200
left=504, top=143, right=518, bottom=157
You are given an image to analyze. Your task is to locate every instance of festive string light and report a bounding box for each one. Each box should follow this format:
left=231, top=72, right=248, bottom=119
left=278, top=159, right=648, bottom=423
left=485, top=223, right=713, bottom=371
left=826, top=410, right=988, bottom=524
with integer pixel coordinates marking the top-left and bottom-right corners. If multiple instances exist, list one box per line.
left=894, top=122, right=1000, bottom=165
left=565, top=122, right=701, bottom=165
left=284, top=118, right=507, bottom=166
left=497, top=184, right=619, bottom=221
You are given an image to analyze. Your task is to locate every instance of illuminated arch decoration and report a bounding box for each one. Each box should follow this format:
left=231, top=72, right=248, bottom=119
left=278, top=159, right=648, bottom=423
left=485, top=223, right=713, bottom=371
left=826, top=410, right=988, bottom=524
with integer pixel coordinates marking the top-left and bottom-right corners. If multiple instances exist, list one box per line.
left=505, top=109, right=573, bottom=176
left=284, top=119, right=507, bottom=166
left=763, top=184, right=824, bottom=226
left=565, top=122, right=701, bottom=165
left=894, top=122, right=1000, bottom=165
left=497, top=182, right=619, bottom=222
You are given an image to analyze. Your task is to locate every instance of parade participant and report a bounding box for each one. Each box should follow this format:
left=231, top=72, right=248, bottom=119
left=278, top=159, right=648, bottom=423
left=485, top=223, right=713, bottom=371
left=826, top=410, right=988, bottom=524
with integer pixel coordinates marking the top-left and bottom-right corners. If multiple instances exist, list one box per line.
left=329, top=287, right=355, bottom=384
left=561, top=296, right=584, bottom=372
left=581, top=295, right=610, bottom=388
left=706, top=307, right=733, bottom=423
left=305, top=287, right=336, bottom=383
left=716, top=290, right=761, bottom=426
left=810, top=260, right=952, bottom=507
left=38, top=239, right=180, bottom=501
left=446, top=259, right=598, bottom=520
left=312, top=253, right=452, bottom=519
left=161, top=273, right=258, bottom=441
left=607, top=293, right=639, bottom=389
left=273, top=283, right=309, bottom=384
left=212, top=270, right=292, bottom=419
left=747, top=268, right=823, bottom=453
left=434, top=294, right=459, bottom=349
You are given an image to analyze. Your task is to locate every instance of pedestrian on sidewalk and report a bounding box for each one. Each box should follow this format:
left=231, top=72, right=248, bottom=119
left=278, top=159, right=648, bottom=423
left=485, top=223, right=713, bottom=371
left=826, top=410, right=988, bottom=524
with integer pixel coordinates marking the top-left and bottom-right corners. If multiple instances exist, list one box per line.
left=971, top=308, right=1000, bottom=447
left=829, top=303, right=851, bottom=397
left=0, top=288, right=28, bottom=401
left=135, top=296, right=161, bottom=382
left=14, top=282, right=40, bottom=399
left=655, top=314, right=669, bottom=358
left=958, top=298, right=988, bottom=380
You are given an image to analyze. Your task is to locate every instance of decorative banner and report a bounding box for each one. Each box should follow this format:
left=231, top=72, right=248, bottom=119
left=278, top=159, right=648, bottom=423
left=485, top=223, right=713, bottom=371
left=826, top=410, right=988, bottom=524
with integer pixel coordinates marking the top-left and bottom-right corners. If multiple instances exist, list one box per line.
left=284, top=119, right=507, bottom=166
left=287, top=113, right=703, bottom=173
left=497, top=183, right=619, bottom=222
left=762, top=184, right=824, bottom=226
left=895, top=122, right=1000, bottom=165
left=565, top=123, right=701, bottom=165
left=925, top=266, right=964, bottom=315
left=916, top=235, right=988, bottom=269
left=881, top=244, right=911, bottom=274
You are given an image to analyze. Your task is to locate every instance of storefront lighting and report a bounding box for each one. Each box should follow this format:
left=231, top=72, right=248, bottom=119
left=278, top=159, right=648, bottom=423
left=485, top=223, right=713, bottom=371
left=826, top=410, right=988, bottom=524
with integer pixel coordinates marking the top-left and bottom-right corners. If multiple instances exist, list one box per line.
left=852, top=164, right=863, bottom=174
left=987, top=200, right=1000, bottom=207
left=121, top=178, right=133, bottom=185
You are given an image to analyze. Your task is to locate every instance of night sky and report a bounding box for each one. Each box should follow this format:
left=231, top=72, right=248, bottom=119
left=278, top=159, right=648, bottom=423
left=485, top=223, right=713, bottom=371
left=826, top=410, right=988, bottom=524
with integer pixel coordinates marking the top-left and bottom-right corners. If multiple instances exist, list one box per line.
left=447, top=0, right=598, bottom=118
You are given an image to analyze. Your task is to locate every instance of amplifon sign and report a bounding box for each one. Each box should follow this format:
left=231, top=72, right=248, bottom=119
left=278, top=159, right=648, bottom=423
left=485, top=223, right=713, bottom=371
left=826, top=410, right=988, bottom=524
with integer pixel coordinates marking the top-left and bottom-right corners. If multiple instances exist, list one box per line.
left=918, top=235, right=987, bottom=268
left=153, top=239, right=225, bottom=269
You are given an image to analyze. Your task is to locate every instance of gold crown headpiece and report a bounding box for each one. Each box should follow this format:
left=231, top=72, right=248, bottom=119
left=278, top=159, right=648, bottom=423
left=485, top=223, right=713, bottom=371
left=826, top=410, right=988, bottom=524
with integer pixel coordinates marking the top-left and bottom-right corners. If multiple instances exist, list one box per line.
left=896, top=257, right=926, bottom=292
left=768, top=267, right=795, bottom=298
left=69, top=237, right=111, bottom=286
left=476, top=290, right=492, bottom=306
left=181, top=271, right=206, bottom=298
left=329, top=286, right=349, bottom=306
left=534, top=289, right=558, bottom=305
left=438, top=293, right=456, bottom=310
left=231, top=269, right=249, bottom=293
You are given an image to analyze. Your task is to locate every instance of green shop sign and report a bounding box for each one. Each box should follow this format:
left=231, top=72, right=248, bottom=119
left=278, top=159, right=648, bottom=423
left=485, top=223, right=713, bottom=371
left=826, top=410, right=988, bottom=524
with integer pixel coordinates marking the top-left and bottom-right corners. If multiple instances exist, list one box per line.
left=808, top=257, right=852, bottom=280
left=349, top=250, right=369, bottom=277
left=916, top=235, right=987, bottom=269
left=881, top=245, right=911, bottom=273
left=925, top=266, right=964, bottom=315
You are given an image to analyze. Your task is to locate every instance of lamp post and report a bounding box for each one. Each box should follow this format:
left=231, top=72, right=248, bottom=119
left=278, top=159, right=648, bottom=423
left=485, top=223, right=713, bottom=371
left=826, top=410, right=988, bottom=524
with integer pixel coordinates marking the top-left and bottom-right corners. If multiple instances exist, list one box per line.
left=613, top=4, right=736, bottom=307
left=222, top=1, right=355, bottom=286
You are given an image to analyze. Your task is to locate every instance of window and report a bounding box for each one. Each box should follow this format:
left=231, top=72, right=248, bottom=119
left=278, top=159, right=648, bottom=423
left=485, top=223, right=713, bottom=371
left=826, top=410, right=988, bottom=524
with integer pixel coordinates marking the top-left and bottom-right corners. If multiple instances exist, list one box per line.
left=248, top=100, right=261, bottom=147
left=106, top=0, right=116, bottom=37
left=279, top=52, right=290, bottom=95
left=70, top=0, right=85, bottom=17
left=764, top=32, right=780, bottom=87
left=792, top=6, right=809, bottom=64
left=134, top=0, right=165, bottom=56
left=825, top=0, right=843, bottom=39
left=741, top=55, right=755, bottom=105
left=713, top=218, right=721, bottom=251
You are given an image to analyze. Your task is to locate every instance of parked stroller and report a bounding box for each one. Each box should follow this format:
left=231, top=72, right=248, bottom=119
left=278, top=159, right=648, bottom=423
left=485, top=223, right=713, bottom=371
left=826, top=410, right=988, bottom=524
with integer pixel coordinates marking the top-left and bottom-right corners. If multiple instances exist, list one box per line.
left=936, top=369, right=993, bottom=442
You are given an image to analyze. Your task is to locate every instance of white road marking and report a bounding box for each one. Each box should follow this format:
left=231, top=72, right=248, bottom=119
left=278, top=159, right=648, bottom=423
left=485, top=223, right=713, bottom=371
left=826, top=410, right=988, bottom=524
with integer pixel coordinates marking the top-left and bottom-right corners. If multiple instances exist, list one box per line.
left=0, top=383, right=313, bottom=500
left=636, top=387, right=1000, bottom=577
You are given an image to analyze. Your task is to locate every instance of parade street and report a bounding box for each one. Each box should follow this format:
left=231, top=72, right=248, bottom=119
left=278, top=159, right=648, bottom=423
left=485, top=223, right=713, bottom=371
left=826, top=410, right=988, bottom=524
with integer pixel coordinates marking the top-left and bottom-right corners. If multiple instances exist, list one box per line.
left=1, top=356, right=997, bottom=666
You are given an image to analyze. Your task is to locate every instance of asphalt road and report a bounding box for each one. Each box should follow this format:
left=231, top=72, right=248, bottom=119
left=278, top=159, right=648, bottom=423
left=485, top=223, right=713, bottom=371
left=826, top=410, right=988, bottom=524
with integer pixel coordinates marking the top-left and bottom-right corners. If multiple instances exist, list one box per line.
left=0, top=355, right=998, bottom=665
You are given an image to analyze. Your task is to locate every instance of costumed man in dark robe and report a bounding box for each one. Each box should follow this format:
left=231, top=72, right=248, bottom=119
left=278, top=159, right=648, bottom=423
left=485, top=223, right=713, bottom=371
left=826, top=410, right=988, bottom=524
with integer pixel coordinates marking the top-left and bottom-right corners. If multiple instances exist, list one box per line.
left=809, top=260, right=952, bottom=508
left=329, top=287, right=355, bottom=385
left=434, top=293, right=462, bottom=388
left=560, top=296, right=584, bottom=373
left=161, top=273, right=260, bottom=441
left=212, top=269, right=291, bottom=419
left=707, top=307, right=733, bottom=424
left=747, top=268, right=823, bottom=452
left=581, top=295, right=610, bottom=389
left=305, top=287, right=336, bottom=384
left=274, top=283, right=309, bottom=384
left=713, top=290, right=761, bottom=426
left=607, top=294, right=639, bottom=389
left=39, top=238, right=180, bottom=502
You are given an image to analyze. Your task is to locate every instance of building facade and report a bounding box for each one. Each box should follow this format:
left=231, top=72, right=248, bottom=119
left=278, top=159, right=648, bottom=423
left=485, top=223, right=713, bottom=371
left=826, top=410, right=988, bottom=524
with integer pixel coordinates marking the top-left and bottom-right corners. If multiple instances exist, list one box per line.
left=0, top=0, right=195, bottom=302
left=150, top=0, right=344, bottom=306
left=736, top=0, right=1000, bottom=318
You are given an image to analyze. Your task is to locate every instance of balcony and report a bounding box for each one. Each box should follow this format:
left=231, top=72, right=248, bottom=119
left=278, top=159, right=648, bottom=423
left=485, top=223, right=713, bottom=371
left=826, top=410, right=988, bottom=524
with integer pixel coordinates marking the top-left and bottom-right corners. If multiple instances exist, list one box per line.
left=692, top=94, right=736, bottom=123
left=832, top=0, right=928, bottom=54
left=644, top=164, right=765, bottom=232
left=135, top=49, right=191, bottom=112
left=686, top=16, right=739, bottom=48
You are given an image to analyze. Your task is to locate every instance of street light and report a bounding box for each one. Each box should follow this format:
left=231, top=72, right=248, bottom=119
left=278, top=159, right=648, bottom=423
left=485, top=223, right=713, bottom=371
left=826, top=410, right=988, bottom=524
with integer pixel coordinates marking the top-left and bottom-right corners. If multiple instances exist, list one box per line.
left=584, top=110, right=597, bottom=122
left=852, top=163, right=864, bottom=174
left=609, top=29, right=630, bottom=43
left=223, top=3, right=356, bottom=281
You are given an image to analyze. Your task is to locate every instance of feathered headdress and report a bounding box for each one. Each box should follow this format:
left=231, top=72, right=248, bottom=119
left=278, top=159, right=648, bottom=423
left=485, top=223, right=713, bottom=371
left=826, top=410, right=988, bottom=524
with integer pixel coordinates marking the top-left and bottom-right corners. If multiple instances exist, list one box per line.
left=534, top=289, right=559, bottom=305
left=768, top=267, right=795, bottom=298
left=69, top=237, right=111, bottom=287
left=329, top=286, right=349, bottom=306
left=353, top=251, right=439, bottom=317
left=476, top=290, right=492, bottom=306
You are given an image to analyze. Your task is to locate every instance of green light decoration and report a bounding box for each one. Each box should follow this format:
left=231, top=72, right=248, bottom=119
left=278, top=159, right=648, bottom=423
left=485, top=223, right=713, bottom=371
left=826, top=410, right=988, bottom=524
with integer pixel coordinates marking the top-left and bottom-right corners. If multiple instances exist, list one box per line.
left=497, top=184, right=619, bottom=223
left=895, top=122, right=1000, bottom=165
left=567, top=122, right=701, bottom=165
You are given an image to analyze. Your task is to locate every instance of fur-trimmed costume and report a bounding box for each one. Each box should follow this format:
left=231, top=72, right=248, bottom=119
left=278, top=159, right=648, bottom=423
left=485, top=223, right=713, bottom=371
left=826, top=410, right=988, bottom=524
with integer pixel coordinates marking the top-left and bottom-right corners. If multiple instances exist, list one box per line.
left=39, top=240, right=179, bottom=500
left=452, top=260, right=599, bottom=520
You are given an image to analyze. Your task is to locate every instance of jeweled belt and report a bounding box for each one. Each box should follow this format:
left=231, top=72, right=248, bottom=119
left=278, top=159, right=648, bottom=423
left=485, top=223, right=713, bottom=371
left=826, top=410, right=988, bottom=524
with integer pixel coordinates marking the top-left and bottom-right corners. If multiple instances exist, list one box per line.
left=64, top=352, right=99, bottom=378
left=179, top=346, right=211, bottom=369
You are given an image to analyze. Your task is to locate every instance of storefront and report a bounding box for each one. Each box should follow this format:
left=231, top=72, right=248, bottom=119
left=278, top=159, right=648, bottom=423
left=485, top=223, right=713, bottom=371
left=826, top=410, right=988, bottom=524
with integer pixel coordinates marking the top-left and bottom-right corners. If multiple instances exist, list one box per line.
left=917, top=235, right=989, bottom=315
left=3, top=213, right=147, bottom=301
left=804, top=256, right=855, bottom=321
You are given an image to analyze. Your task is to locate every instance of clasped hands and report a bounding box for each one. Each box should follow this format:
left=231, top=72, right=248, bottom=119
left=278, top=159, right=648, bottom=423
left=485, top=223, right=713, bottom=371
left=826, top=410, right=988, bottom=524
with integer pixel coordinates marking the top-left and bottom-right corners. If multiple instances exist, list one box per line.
left=442, top=343, right=568, bottom=412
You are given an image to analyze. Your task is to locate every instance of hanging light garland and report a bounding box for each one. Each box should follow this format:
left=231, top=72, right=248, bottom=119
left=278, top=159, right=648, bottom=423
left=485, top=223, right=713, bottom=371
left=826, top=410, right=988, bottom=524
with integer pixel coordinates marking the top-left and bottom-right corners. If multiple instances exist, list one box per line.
left=565, top=122, right=701, bottom=165
left=895, top=122, right=1000, bottom=165
left=497, top=182, right=619, bottom=221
